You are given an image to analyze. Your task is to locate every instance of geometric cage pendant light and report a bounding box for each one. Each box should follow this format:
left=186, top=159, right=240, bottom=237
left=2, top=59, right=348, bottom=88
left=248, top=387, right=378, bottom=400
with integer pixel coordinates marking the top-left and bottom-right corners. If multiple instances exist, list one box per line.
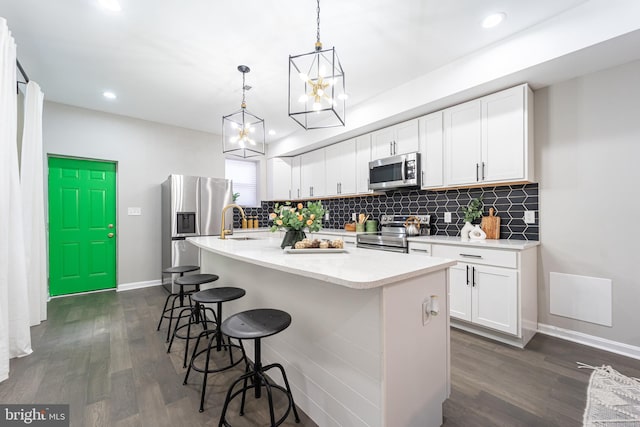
left=288, top=0, right=346, bottom=130
left=222, top=65, right=265, bottom=158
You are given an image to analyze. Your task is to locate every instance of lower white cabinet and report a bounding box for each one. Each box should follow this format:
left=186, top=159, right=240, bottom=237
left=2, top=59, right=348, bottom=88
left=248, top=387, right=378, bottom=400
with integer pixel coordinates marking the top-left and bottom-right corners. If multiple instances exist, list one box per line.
left=448, top=263, right=517, bottom=335
left=430, top=243, right=537, bottom=348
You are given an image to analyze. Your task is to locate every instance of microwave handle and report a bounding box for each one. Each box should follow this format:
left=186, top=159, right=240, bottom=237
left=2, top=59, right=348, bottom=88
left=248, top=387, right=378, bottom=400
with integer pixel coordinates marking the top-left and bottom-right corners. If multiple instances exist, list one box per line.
left=401, top=157, right=406, bottom=181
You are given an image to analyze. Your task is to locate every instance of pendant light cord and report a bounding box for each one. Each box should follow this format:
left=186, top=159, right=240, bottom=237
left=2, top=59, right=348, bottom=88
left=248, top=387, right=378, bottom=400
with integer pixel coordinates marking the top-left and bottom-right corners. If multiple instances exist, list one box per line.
left=315, top=0, right=322, bottom=51
left=241, top=71, right=246, bottom=108
left=316, top=0, right=321, bottom=45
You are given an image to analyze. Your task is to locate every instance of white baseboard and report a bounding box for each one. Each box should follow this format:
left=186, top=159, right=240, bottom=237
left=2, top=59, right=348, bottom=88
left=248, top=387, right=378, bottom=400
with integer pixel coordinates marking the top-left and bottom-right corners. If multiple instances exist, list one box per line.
left=117, top=279, right=162, bottom=292
left=537, top=323, right=640, bottom=361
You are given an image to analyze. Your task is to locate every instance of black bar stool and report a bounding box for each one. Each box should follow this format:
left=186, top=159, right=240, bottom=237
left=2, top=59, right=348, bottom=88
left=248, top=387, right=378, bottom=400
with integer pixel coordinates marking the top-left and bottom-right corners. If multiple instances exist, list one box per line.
left=218, top=309, right=300, bottom=427
left=157, top=265, right=201, bottom=342
left=167, top=273, right=220, bottom=367
left=182, top=287, right=246, bottom=412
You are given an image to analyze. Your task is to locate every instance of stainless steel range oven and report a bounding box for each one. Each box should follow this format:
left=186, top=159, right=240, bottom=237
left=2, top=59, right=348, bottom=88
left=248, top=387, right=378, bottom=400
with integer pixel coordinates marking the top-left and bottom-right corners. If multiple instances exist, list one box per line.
left=357, top=215, right=431, bottom=253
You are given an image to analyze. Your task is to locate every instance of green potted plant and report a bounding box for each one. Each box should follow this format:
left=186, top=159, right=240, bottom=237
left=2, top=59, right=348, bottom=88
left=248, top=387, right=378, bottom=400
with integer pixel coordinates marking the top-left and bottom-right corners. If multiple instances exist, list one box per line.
left=460, top=197, right=483, bottom=240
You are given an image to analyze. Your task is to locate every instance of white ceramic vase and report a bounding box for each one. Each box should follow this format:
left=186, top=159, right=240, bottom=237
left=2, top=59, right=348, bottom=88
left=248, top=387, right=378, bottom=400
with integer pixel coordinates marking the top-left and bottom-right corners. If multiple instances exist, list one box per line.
left=469, top=224, right=487, bottom=240
left=460, top=221, right=474, bottom=241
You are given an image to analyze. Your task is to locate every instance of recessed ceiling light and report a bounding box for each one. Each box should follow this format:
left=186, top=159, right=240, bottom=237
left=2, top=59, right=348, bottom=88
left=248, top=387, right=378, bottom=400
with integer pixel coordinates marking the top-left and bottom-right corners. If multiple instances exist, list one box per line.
left=482, top=12, right=506, bottom=29
left=103, top=91, right=117, bottom=100
left=98, top=0, right=122, bottom=12
left=268, top=130, right=276, bottom=136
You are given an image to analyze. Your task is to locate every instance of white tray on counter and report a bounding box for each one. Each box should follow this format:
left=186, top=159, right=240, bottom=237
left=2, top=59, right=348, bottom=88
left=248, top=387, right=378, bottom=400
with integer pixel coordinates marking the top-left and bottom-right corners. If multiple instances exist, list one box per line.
left=284, top=248, right=348, bottom=254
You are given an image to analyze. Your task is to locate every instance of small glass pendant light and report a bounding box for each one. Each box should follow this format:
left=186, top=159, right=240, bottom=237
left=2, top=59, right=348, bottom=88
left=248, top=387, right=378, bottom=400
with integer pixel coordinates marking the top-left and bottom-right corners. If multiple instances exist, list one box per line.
left=222, top=65, right=265, bottom=158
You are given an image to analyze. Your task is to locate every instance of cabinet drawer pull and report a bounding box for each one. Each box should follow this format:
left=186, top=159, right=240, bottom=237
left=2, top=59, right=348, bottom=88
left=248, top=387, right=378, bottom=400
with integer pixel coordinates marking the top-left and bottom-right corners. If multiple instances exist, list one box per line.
left=460, top=253, right=482, bottom=258
left=345, top=241, right=355, bottom=245
left=412, top=248, right=429, bottom=253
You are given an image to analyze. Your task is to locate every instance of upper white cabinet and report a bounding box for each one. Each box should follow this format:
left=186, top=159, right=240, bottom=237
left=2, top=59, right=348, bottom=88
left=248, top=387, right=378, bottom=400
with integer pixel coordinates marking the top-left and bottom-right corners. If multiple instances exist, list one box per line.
left=445, top=84, right=533, bottom=186
left=291, top=155, right=301, bottom=199
left=300, top=149, right=325, bottom=198
left=371, top=119, right=420, bottom=160
left=419, top=111, right=444, bottom=189
left=481, top=85, right=532, bottom=182
left=355, top=134, right=372, bottom=194
left=444, top=100, right=482, bottom=186
left=267, top=157, right=292, bottom=200
left=325, top=139, right=357, bottom=196
left=267, top=84, right=534, bottom=198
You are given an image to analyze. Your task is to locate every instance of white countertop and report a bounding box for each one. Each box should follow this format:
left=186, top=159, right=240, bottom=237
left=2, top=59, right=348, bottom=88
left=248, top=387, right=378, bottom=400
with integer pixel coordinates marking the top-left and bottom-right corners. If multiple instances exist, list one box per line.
left=406, top=235, right=539, bottom=250
left=187, top=235, right=455, bottom=290
left=231, top=228, right=539, bottom=250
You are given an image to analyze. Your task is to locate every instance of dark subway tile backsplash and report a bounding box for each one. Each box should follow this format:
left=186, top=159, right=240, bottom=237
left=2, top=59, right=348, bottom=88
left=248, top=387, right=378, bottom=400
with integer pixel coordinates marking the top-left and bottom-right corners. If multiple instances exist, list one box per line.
left=236, top=183, right=539, bottom=241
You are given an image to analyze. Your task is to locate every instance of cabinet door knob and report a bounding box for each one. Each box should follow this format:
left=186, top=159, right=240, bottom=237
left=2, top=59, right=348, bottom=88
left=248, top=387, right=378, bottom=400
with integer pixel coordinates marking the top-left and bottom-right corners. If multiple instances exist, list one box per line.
left=108, top=233, right=114, bottom=238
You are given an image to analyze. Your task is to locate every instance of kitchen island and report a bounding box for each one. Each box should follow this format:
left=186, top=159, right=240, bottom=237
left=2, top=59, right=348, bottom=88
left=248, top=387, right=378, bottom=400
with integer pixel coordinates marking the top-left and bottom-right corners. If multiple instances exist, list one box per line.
left=187, top=235, right=456, bottom=427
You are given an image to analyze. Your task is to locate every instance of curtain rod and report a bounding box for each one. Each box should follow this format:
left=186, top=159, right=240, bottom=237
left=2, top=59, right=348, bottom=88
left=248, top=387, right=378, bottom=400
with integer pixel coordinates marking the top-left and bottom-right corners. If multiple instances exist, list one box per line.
left=16, top=59, right=29, bottom=83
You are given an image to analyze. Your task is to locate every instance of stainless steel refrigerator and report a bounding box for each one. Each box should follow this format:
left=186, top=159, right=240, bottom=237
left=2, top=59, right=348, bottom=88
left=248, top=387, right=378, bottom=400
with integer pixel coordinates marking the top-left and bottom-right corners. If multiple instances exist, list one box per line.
left=161, top=175, right=233, bottom=293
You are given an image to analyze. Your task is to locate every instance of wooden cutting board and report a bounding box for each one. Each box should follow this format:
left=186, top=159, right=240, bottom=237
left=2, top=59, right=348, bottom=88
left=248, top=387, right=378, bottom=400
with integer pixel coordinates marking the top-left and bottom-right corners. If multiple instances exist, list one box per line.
left=481, top=208, right=500, bottom=239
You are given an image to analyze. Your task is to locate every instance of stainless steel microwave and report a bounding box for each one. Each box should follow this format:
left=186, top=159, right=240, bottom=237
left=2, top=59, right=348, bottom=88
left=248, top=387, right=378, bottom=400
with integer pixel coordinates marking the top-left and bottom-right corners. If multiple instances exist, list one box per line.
left=368, top=152, right=421, bottom=191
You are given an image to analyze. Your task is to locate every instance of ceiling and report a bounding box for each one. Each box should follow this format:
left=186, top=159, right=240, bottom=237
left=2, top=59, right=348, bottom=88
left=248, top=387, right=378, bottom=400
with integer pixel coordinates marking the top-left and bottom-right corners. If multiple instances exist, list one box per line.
left=0, top=0, right=595, bottom=141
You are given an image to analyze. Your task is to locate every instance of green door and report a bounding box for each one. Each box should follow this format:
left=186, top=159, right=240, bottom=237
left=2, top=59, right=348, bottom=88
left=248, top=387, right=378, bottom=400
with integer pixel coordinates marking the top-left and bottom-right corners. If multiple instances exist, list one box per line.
left=48, top=157, right=117, bottom=296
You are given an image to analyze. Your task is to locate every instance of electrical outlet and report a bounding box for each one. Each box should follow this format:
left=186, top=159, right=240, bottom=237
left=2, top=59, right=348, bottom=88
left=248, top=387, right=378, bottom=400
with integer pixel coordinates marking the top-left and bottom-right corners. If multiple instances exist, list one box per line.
left=352, top=213, right=357, bottom=221
left=444, top=212, right=452, bottom=223
left=524, top=211, right=536, bottom=224
left=422, top=300, right=430, bottom=326
left=325, top=212, right=330, bottom=221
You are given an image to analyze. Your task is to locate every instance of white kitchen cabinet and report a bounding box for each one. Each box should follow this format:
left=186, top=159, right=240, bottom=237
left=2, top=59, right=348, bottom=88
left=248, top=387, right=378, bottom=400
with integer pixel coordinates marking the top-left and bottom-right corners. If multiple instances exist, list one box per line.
left=355, top=134, right=372, bottom=194
left=300, top=149, right=325, bottom=198
left=481, top=85, right=532, bottom=183
left=444, top=84, right=533, bottom=187
left=431, top=242, right=537, bottom=348
left=325, top=140, right=356, bottom=196
left=267, top=157, right=292, bottom=200
left=372, top=119, right=420, bottom=160
left=419, top=111, right=444, bottom=189
left=444, top=99, right=482, bottom=186
left=447, top=263, right=517, bottom=335
left=290, top=155, right=301, bottom=199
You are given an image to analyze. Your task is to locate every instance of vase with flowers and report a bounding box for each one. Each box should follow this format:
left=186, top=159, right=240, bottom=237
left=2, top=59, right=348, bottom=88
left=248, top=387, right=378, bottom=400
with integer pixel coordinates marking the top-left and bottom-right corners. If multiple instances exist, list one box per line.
left=459, top=197, right=483, bottom=241
left=269, top=201, right=325, bottom=248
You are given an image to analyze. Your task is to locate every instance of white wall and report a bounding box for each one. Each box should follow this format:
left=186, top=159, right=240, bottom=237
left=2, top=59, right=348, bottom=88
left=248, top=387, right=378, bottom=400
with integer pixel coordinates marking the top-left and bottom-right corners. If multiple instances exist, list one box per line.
left=535, top=60, right=640, bottom=347
left=43, top=101, right=226, bottom=286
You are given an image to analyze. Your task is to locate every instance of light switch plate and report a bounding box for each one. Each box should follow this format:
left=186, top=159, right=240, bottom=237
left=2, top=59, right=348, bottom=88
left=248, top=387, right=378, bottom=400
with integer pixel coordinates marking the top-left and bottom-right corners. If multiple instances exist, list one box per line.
left=444, top=212, right=452, bottom=223
left=128, top=207, right=142, bottom=216
left=524, top=211, right=535, bottom=224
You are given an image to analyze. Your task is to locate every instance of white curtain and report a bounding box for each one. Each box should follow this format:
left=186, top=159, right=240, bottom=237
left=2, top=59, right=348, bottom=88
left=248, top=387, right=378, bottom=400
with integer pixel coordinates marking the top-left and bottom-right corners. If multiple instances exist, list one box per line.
left=0, top=17, right=32, bottom=383
left=21, top=81, right=47, bottom=326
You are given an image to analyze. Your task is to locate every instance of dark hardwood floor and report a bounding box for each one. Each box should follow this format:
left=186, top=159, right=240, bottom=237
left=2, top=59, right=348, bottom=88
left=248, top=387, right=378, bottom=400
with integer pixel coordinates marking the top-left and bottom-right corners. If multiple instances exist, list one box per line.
left=1, top=286, right=638, bottom=426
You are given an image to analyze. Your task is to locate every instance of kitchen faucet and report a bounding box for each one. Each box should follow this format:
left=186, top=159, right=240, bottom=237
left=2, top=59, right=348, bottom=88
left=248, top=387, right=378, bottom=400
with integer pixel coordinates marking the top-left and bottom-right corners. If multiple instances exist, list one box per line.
left=220, top=203, right=246, bottom=239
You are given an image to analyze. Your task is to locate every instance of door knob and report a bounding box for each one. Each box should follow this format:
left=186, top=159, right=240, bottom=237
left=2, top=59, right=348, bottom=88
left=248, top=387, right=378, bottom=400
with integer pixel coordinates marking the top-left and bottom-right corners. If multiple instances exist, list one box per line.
left=108, top=224, right=114, bottom=229
left=108, top=233, right=114, bottom=238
